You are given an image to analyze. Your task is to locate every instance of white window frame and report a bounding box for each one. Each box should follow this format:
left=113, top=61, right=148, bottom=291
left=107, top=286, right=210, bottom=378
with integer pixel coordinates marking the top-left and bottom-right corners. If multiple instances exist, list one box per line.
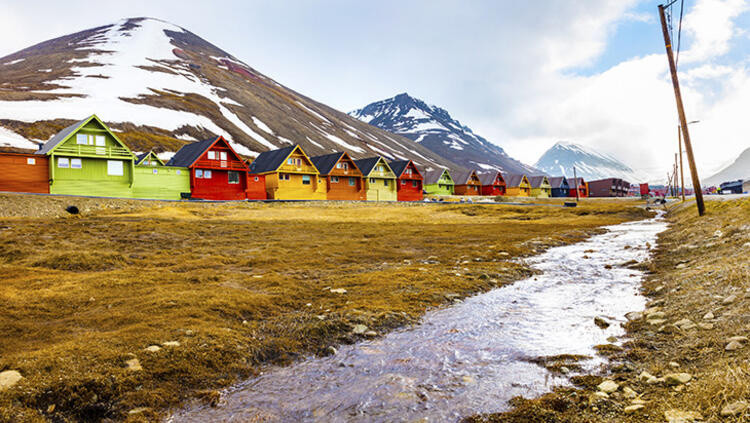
left=287, top=158, right=294, bottom=165
left=349, top=177, right=356, bottom=186
left=76, top=134, right=87, bottom=145
left=58, top=157, right=70, bottom=168
left=71, top=158, right=82, bottom=169
left=370, top=177, right=375, bottom=183
left=228, top=171, right=240, bottom=184
left=220, top=151, right=228, bottom=161
left=302, top=175, right=311, bottom=185
left=253, top=176, right=259, bottom=182
left=152, top=168, right=158, bottom=174
left=26, top=158, right=35, bottom=165
left=95, top=135, right=106, bottom=146
left=207, top=151, right=216, bottom=160
left=107, top=160, right=123, bottom=176
left=412, top=180, right=418, bottom=188
left=204, top=170, right=212, bottom=179
left=401, top=180, right=407, bottom=185
left=331, top=176, right=339, bottom=183
left=336, top=163, right=342, bottom=169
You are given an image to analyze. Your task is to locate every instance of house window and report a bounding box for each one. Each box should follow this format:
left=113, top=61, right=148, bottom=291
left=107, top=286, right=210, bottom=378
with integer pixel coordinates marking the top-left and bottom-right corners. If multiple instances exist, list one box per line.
left=331, top=176, right=339, bottom=183
left=204, top=170, right=212, bottom=179
left=58, top=158, right=70, bottom=168
left=76, top=134, right=87, bottom=145
left=370, top=178, right=375, bottom=183
left=295, top=158, right=302, bottom=166
left=401, top=180, right=406, bottom=185
left=280, top=173, right=290, bottom=181
left=406, top=168, right=412, bottom=175
left=71, top=158, right=82, bottom=169
left=342, top=162, right=348, bottom=170
left=196, top=169, right=203, bottom=178
left=228, top=171, right=240, bottom=184
left=349, top=177, right=356, bottom=186
left=208, top=151, right=216, bottom=160
left=176, top=170, right=181, bottom=175
left=384, top=179, right=389, bottom=187
left=95, top=135, right=105, bottom=146
left=336, top=162, right=342, bottom=169
left=412, top=180, right=418, bottom=188
left=287, top=158, right=294, bottom=165
left=107, top=160, right=123, bottom=176
left=254, top=176, right=259, bottom=182
left=153, top=168, right=158, bottom=174
left=26, top=158, right=35, bottom=165
left=220, top=151, right=228, bottom=161
left=302, top=175, right=311, bottom=185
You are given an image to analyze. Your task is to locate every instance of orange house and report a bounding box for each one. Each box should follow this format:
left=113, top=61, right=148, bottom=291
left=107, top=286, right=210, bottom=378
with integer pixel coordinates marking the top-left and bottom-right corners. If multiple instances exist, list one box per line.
left=310, top=151, right=366, bottom=201
left=453, top=170, right=482, bottom=195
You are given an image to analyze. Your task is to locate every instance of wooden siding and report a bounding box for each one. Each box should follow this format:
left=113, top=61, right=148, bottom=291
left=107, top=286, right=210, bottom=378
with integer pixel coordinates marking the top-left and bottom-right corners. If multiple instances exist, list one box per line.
left=0, top=153, right=49, bottom=194
left=364, top=177, right=397, bottom=201
left=326, top=175, right=365, bottom=201
left=50, top=156, right=133, bottom=197
left=190, top=168, right=248, bottom=200
left=246, top=174, right=267, bottom=200
left=264, top=173, right=326, bottom=200
left=132, top=165, right=190, bottom=200
left=424, top=171, right=454, bottom=196
left=395, top=161, right=423, bottom=201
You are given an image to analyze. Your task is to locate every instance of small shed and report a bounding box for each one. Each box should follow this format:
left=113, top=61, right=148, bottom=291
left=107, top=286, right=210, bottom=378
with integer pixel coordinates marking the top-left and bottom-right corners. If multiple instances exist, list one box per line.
left=478, top=171, right=506, bottom=196
left=353, top=156, right=398, bottom=202
left=505, top=174, right=531, bottom=197
left=0, top=152, right=50, bottom=194
left=453, top=170, right=482, bottom=196
left=168, top=136, right=259, bottom=200
left=132, top=151, right=190, bottom=200
left=389, top=159, right=423, bottom=201
left=548, top=176, right=569, bottom=198
left=423, top=169, right=454, bottom=196
left=310, top=151, right=366, bottom=201
left=528, top=175, right=552, bottom=198
left=248, top=145, right=325, bottom=200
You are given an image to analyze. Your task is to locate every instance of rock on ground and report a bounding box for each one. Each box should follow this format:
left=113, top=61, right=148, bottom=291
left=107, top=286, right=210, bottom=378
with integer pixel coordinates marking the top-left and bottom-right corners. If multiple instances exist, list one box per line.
left=0, top=370, right=23, bottom=391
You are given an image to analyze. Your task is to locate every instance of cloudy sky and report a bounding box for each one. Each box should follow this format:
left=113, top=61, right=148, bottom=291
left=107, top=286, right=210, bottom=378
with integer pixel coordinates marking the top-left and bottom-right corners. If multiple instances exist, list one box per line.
left=1, top=0, right=749, bottom=180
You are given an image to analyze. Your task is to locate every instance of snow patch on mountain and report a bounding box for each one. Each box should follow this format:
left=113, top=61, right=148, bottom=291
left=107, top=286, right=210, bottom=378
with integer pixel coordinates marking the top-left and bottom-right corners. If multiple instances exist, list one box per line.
left=534, top=142, right=642, bottom=182
left=704, top=146, right=750, bottom=186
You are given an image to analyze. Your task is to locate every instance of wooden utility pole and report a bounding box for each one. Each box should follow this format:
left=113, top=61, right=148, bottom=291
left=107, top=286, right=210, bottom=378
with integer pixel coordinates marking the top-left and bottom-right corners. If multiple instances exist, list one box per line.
left=659, top=4, right=705, bottom=215
left=674, top=154, right=679, bottom=197
left=573, top=166, right=580, bottom=202
left=678, top=126, right=685, bottom=200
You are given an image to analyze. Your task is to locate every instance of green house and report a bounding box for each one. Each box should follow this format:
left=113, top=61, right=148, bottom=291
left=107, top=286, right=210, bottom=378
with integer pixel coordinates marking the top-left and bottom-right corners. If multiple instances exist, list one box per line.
left=424, top=168, right=454, bottom=195
left=132, top=151, right=190, bottom=200
left=36, top=115, right=136, bottom=198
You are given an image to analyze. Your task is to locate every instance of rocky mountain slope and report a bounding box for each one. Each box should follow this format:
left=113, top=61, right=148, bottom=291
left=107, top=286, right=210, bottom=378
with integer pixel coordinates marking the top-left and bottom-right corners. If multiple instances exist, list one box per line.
left=0, top=17, right=456, bottom=169
left=350, top=93, right=538, bottom=174
left=704, top=146, right=750, bottom=186
left=534, top=141, right=642, bottom=182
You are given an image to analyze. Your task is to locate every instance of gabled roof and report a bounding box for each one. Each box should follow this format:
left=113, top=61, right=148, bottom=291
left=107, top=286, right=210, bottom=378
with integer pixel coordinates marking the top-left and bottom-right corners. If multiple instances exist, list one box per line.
left=310, top=151, right=361, bottom=176
left=453, top=169, right=480, bottom=185
left=569, top=177, right=587, bottom=187
left=506, top=174, right=529, bottom=187
left=136, top=151, right=165, bottom=166
left=528, top=175, right=550, bottom=188
left=167, top=136, right=247, bottom=169
left=36, top=114, right=132, bottom=156
left=248, top=145, right=319, bottom=174
left=478, top=171, right=505, bottom=186
left=353, top=156, right=394, bottom=177
left=388, top=160, right=410, bottom=177
left=424, top=168, right=453, bottom=185
left=548, top=176, right=568, bottom=189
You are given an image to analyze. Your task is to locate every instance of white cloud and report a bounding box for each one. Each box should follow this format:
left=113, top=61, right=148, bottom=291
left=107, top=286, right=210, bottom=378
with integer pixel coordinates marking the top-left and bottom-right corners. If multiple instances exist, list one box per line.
left=680, top=0, right=749, bottom=63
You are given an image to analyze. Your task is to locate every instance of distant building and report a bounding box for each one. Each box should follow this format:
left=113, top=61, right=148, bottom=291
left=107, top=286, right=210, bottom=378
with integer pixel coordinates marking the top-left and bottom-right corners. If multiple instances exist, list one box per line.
left=720, top=179, right=744, bottom=194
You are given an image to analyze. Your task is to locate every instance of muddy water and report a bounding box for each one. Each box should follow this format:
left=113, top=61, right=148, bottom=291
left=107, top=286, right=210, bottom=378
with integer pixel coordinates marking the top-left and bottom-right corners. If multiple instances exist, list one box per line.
left=170, top=215, right=667, bottom=422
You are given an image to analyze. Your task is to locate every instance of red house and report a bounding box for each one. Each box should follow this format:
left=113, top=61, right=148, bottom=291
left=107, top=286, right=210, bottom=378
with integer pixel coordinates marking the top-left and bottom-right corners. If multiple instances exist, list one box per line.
left=478, top=171, right=506, bottom=196
left=388, top=159, right=423, bottom=201
left=167, top=136, right=265, bottom=200
left=568, top=177, right=588, bottom=198
left=0, top=151, right=50, bottom=194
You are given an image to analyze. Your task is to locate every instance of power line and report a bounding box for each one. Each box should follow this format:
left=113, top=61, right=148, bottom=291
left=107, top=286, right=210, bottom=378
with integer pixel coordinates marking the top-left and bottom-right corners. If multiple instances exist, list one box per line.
left=675, top=0, right=685, bottom=67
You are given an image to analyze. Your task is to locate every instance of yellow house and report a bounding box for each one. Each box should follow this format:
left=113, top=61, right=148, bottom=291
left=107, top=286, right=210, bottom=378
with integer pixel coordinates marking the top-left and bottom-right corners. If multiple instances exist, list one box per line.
left=505, top=174, right=531, bottom=197
left=248, top=145, right=326, bottom=200
left=528, top=175, right=552, bottom=198
left=353, top=156, right=397, bottom=201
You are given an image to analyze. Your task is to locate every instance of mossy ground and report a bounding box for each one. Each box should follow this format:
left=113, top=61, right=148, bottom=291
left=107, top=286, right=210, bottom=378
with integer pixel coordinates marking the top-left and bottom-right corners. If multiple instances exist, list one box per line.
left=0, top=194, right=649, bottom=422
left=465, top=197, right=750, bottom=423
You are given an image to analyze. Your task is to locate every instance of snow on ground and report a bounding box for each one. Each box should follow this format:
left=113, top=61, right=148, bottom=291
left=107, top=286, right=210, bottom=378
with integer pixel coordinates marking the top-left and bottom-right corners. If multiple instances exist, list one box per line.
left=366, top=143, right=393, bottom=158
left=0, top=18, right=277, bottom=151
left=251, top=116, right=274, bottom=135
left=3, top=59, right=25, bottom=65
left=0, top=126, right=38, bottom=149
left=399, top=121, right=447, bottom=133
left=277, top=136, right=294, bottom=145
left=322, top=132, right=364, bottom=154
left=404, top=108, right=431, bottom=120
left=295, top=101, right=331, bottom=124
left=343, top=128, right=360, bottom=139
left=414, top=134, right=427, bottom=143
left=305, top=136, right=324, bottom=149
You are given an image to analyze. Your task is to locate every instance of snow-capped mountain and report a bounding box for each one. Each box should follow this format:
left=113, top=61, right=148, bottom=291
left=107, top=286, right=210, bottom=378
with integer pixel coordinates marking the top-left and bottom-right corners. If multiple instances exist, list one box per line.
left=534, top=142, right=642, bottom=182
left=350, top=93, right=538, bottom=174
left=0, top=18, right=456, bottom=169
left=704, top=146, right=750, bottom=187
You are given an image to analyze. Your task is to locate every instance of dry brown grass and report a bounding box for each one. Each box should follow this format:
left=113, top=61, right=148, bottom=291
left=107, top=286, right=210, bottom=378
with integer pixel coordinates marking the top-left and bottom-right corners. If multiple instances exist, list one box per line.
left=0, top=194, right=649, bottom=422
left=465, top=197, right=750, bottom=423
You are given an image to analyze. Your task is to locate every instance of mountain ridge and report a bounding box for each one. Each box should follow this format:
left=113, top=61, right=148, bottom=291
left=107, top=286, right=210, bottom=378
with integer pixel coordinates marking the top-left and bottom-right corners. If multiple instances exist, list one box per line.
left=534, top=141, right=642, bottom=182
left=704, top=146, right=750, bottom=187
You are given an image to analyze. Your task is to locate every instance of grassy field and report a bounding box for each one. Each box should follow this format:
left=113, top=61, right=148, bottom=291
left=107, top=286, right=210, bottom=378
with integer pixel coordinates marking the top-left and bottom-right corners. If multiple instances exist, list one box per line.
left=466, top=197, right=750, bottom=423
left=0, top=194, right=649, bottom=422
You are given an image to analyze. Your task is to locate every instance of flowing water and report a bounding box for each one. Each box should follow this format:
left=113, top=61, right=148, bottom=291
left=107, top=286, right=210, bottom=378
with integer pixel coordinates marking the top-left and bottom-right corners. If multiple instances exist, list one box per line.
left=171, top=214, right=667, bottom=422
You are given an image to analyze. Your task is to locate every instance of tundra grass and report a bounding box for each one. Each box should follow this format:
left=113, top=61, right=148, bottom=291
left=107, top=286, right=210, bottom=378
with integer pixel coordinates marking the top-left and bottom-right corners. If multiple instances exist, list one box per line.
left=0, top=194, right=649, bottom=422
left=465, top=197, right=750, bottom=423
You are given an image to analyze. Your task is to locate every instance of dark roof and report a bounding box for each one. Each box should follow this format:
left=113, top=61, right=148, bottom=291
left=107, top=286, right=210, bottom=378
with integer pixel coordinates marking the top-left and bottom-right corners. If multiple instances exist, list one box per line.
left=548, top=176, right=568, bottom=188
left=505, top=174, right=527, bottom=187
left=528, top=175, right=549, bottom=188
left=36, top=115, right=93, bottom=155
left=167, top=138, right=217, bottom=167
left=353, top=157, right=382, bottom=176
left=453, top=169, right=479, bottom=185
left=248, top=145, right=297, bottom=174
left=310, top=152, right=345, bottom=175
left=478, top=171, right=504, bottom=186
left=388, top=160, right=409, bottom=177
left=424, top=169, right=451, bottom=185
left=135, top=152, right=149, bottom=164
left=569, top=177, right=586, bottom=186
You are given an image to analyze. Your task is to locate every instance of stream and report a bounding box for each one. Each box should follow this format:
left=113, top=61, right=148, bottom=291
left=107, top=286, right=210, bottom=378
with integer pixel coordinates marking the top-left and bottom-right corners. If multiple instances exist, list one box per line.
left=170, top=213, right=667, bottom=422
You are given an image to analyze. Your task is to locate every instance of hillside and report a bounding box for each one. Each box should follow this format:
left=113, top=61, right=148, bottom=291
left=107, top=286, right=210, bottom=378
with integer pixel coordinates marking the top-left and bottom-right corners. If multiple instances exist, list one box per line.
left=704, top=146, right=750, bottom=186
left=534, top=141, right=642, bottom=182
left=350, top=93, right=538, bottom=174
left=0, top=18, right=456, bottom=170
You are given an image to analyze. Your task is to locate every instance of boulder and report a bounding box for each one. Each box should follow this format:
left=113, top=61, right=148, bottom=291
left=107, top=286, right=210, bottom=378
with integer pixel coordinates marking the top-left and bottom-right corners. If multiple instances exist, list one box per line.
left=597, top=380, right=619, bottom=394
left=624, top=404, right=645, bottom=414
left=0, top=370, right=23, bottom=391
left=725, top=341, right=745, bottom=351
left=594, top=317, right=610, bottom=329
left=665, top=373, right=692, bottom=386
left=703, top=311, right=714, bottom=320
left=144, top=345, right=162, bottom=353
left=352, top=324, right=368, bottom=335
left=625, top=311, right=643, bottom=321
left=125, top=358, right=142, bottom=371
left=622, top=386, right=638, bottom=399
left=664, top=410, right=703, bottom=423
